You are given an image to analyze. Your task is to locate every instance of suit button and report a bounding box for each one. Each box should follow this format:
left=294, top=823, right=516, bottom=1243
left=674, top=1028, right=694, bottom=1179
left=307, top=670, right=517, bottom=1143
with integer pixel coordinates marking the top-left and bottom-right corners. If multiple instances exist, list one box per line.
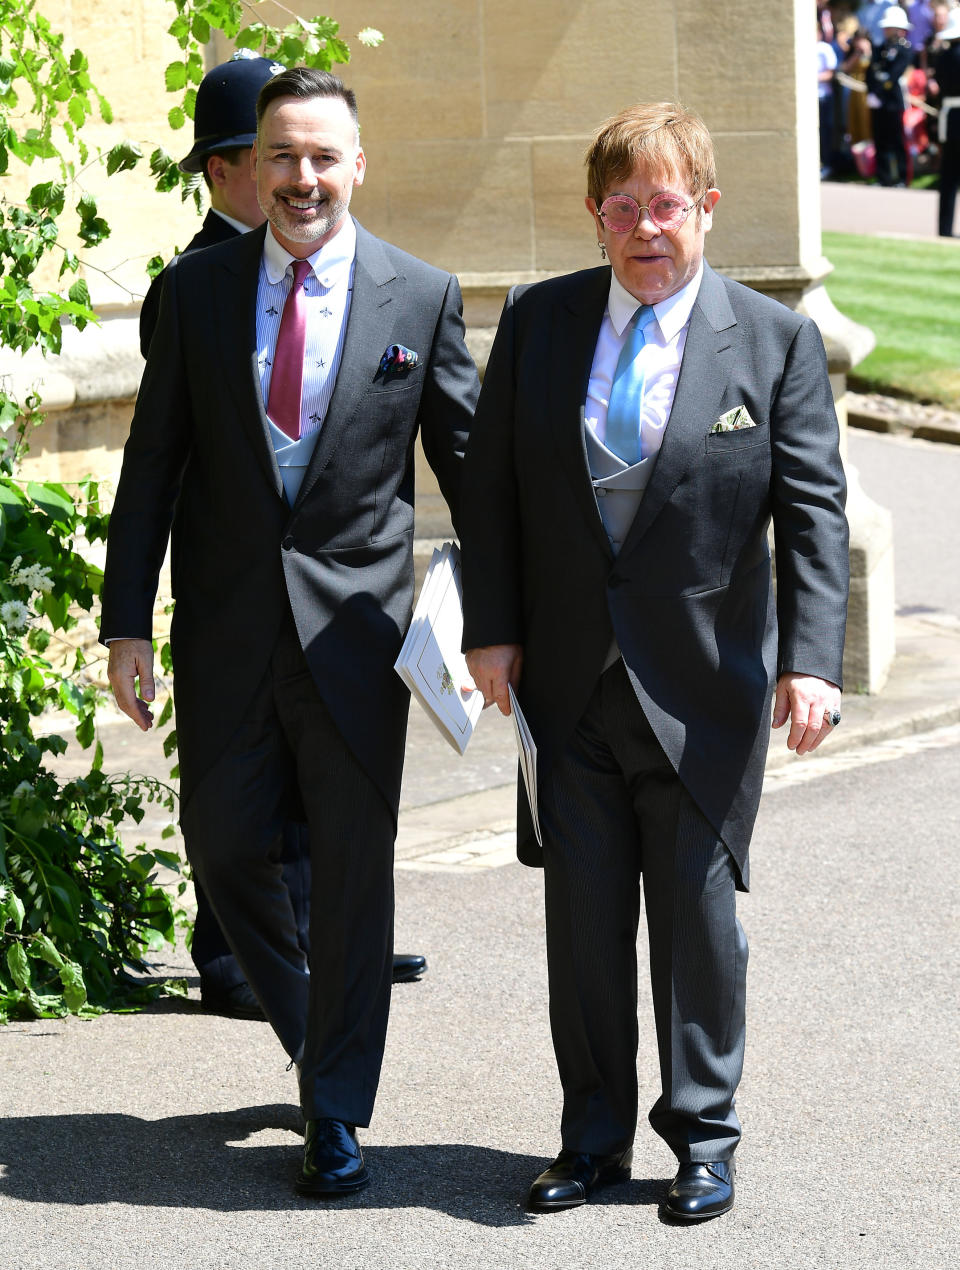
left=608, top=574, right=624, bottom=589
left=282, top=535, right=296, bottom=551
left=596, top=488, right=607, bottom=498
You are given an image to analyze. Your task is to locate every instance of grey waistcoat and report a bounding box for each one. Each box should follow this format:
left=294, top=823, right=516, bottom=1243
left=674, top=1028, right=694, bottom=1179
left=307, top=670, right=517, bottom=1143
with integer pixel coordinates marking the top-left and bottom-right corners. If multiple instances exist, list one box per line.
left=267, top=417, right=323, bottom=506
left=584, top=423, right=655, bottom=669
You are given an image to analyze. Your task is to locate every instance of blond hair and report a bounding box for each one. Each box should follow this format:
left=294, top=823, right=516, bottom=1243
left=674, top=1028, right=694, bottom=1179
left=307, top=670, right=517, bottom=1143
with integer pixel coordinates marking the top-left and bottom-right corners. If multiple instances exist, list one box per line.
left=585, top=102, right=717, bottom=207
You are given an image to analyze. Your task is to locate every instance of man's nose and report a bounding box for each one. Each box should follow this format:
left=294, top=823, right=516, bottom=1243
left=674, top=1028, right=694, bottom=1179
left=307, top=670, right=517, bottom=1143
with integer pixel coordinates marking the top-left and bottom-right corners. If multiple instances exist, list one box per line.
left=293, top=157, right=318, bottom=186
left=633, top=210, right=660, bottom=240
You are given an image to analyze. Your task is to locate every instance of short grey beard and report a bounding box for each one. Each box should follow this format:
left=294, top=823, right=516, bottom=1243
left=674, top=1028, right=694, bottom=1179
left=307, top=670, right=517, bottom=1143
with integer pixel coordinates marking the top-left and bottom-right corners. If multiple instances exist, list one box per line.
left=261, top=192, right=350, bottom=245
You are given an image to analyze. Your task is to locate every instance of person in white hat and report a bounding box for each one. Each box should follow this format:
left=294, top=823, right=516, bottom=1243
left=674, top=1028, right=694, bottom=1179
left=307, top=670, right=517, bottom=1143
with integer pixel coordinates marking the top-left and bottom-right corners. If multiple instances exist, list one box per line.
left=932, top=7, right=960, bottom=231
left=867, top=6, right=914, bottom=183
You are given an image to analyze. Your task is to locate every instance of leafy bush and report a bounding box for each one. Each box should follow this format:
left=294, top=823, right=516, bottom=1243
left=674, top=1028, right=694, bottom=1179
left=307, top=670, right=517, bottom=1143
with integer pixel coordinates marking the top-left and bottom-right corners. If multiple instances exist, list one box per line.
left=0, top=416, right=183, bottom=1021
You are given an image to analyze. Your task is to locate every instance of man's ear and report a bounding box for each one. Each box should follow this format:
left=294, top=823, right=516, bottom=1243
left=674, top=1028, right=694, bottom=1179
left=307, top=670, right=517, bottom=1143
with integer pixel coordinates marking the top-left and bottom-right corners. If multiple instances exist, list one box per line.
left=585, top=195, right=603, bottom=237
left=206, top=154, right=226, bottom=189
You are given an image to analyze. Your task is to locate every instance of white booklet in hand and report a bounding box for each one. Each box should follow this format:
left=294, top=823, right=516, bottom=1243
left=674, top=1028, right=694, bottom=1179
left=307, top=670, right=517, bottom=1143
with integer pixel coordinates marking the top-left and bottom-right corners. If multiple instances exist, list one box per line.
left=394, top=542, right=483, bottom=754
left=508, top=684, right=542, bottom=847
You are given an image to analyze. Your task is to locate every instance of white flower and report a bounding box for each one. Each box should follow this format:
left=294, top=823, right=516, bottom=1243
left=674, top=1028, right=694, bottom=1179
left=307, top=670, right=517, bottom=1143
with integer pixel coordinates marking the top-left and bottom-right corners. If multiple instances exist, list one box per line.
left=357, top=27, right=384, bottom=47
left=10, top=562, right=54, bottom=594
left=6, top=556, right=22, bottom=581
left=0, top=599, right=31, bottom=632
left=12, top=781, right=32, bottom=799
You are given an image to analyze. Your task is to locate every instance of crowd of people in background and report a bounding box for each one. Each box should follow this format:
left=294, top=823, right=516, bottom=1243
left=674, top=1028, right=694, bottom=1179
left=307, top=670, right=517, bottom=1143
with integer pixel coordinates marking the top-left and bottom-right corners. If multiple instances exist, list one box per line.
left=817, top=1, right=960, bottom=235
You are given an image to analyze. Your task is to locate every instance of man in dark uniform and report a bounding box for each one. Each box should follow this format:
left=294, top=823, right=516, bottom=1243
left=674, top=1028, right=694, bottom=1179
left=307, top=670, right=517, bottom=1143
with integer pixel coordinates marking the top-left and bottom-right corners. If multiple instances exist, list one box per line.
left=867, top=6, right=914, bottom=185
left=931, top=8, right=960, bottom=235
left=140, top=53, right=427, bottom=1020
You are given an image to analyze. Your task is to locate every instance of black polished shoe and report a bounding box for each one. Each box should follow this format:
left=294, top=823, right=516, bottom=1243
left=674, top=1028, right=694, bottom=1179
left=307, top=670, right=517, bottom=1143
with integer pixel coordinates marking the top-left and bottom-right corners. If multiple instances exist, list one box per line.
left=662, top=1160, right=735, bottom=1221
left=526, top=1147, right=633, bottom=1212
left=200, top=979, right=266, bottom=1021
left=296, top=1118, right=370, bottom=1196
left=392, top=952, right=427, bottom=983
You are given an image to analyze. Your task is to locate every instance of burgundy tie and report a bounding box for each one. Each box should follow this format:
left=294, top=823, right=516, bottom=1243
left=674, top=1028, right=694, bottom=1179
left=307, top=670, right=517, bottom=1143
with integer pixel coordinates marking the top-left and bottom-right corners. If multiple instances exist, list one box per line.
left=268, top=258, right=312, bottom=441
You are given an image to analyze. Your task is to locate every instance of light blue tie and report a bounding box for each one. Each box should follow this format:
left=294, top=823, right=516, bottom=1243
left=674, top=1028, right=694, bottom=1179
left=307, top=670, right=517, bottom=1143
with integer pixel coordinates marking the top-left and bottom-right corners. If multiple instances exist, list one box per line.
left=605, top=305, right=656, bottom=464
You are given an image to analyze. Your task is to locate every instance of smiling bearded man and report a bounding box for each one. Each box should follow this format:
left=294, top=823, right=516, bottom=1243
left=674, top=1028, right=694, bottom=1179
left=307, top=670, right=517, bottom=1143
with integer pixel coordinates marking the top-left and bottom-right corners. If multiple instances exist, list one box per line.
left=101, top=67, right=479, bottom=1197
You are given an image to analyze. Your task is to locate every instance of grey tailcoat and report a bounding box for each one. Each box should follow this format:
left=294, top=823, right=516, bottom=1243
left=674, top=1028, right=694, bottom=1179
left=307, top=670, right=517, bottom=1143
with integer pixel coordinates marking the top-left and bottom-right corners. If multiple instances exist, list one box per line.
left=460, top=262, right=849, bottom=885
left=102, top=220, right=479, bottom=821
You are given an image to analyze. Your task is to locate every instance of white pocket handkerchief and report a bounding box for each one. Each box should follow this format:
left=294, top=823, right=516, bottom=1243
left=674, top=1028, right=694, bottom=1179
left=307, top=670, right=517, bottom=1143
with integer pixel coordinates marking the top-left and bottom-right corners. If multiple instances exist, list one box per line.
left=710, top=405, right=756, bottom=434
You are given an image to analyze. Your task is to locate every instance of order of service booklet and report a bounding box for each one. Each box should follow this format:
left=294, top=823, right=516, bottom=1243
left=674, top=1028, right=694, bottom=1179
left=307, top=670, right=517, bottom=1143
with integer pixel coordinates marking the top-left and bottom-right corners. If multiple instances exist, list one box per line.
left=394, top=542, right=484, bottom=754
left=508, top=684, right=543, bottom=847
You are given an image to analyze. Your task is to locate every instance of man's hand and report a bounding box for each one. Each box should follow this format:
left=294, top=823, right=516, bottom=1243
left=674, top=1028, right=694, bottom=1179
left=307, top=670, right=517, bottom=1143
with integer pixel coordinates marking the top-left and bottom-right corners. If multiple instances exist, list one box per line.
left=771, top=672, right=841, bottom=756
left=464, top=644, right=523, bottom=716
left=107, top=638, right=156, bottom=732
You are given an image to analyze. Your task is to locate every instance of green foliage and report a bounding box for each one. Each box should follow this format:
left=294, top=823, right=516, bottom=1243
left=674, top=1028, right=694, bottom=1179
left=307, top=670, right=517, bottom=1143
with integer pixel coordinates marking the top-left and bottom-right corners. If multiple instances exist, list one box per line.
left=0, top=422, right=181, bottom=1022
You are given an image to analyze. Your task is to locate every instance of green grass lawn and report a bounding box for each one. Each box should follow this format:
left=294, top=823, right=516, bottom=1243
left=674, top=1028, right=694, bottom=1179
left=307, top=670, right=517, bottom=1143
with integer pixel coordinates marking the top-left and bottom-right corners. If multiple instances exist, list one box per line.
left=822, top=231, right=960, bottom=410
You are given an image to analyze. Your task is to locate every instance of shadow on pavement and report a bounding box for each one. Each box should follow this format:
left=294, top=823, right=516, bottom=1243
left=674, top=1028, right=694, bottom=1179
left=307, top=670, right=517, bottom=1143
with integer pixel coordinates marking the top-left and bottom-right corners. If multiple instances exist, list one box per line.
left=0, top=1105, right=662, bottom=1222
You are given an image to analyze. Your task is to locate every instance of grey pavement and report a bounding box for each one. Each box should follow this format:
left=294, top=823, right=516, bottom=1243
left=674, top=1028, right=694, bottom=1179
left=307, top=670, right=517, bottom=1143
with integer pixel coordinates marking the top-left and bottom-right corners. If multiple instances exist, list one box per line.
left=820, top=177, right=958, bottom=239
left=2, top=436, right=959, bottom=1267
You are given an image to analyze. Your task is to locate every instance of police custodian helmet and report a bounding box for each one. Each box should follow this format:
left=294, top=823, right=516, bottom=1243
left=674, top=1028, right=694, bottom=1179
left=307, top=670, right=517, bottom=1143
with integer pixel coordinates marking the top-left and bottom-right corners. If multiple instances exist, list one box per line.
left=178, top=50, right=284, bottom=173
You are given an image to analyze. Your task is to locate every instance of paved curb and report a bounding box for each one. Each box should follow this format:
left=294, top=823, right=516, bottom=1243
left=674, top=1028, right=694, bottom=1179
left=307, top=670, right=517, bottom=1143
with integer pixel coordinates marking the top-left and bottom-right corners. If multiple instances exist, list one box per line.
left=848, top=402, right=960, bottom=445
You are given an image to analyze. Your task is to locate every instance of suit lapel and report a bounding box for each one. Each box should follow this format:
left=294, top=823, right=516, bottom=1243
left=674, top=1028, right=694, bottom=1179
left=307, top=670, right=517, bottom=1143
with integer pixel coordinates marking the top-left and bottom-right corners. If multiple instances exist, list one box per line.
left=617, top=264, right=737, bottom=556
left=294, top=222, right=398, bottom=507
left=549, top=268, right=614, bottom=557
left=215, top=224, right=284, bottom=498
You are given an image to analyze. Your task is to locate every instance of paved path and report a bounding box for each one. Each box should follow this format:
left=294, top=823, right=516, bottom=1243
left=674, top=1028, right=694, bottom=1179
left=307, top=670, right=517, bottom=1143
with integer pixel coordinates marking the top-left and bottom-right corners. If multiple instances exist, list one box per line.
left=2, top=434, right=959, bottom=1268
left=821, top=178, right=958, bottom=239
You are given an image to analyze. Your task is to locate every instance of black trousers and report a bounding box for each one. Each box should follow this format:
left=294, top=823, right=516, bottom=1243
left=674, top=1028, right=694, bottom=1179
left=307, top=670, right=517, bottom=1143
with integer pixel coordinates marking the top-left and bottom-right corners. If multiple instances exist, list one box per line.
left=939, top=137, right=959, bottom=237
left=191, top=824, right=310, bottom=990
left=872, top=107, right=907, bottom=186
left=539, top=660, right=747, bottom=1163
left=180, top=611, right=396, bottom=1126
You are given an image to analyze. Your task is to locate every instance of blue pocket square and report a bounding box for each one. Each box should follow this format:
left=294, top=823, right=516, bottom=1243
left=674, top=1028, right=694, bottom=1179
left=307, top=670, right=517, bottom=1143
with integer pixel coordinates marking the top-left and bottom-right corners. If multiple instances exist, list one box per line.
left=379, top=344, right=420, bottom=376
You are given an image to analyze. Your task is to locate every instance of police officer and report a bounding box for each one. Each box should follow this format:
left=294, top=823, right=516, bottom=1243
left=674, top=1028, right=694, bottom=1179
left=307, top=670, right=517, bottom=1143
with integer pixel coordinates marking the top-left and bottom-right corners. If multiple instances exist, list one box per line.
left=140, top=53, right=428, bottom=1016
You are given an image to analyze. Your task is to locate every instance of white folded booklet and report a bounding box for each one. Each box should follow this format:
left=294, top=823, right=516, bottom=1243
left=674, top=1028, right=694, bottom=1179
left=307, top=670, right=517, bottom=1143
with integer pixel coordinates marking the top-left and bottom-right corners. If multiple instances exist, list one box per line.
left=508, top=684, right=542, bottom=847
left=394, top=542, right=483, bottom=754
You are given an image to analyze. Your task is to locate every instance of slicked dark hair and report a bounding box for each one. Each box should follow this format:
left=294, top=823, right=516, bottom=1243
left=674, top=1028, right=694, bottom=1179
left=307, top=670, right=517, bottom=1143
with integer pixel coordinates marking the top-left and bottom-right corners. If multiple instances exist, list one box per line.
left=255, top=67, right=359, bottom=138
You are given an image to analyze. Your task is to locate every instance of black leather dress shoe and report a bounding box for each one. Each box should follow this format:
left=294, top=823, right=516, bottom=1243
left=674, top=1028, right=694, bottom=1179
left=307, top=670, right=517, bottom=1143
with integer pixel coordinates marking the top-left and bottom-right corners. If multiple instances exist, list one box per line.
left=526, top=1147, right=633, bottom=1212
left=200, top=979, right=266, bottom=1021
left=392, top=952, right=427, bottom=983
left=296, top=1118, right=370, bottom=1196
left=662, top=1160, right=735, bottom=1221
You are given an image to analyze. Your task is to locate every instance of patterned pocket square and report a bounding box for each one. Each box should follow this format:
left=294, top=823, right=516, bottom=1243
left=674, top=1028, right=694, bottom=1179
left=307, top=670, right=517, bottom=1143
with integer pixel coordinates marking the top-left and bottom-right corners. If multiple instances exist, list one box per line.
left=379, top=343, right=420, bottom=376
left=710, top=405, right=756, bottom=434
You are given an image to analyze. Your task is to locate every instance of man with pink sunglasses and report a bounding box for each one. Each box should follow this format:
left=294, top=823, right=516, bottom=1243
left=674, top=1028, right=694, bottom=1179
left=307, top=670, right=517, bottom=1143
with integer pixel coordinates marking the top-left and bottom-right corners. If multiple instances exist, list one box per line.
left=461, top=102, right=848, bottom=1222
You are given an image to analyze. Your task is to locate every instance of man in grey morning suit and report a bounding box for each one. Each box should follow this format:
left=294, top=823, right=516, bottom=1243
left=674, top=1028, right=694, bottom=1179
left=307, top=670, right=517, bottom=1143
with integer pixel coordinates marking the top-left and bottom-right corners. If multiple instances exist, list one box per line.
left=102, top=67, right=478, bottom=1196
left=139, top=54, right=429, bottom=1022
left=461, top=103, right=849, bottom=1221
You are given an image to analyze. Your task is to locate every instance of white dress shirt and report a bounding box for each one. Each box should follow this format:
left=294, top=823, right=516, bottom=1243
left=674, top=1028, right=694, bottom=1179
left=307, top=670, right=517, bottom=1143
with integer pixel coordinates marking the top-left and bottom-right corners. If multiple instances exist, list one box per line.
left=585, top=262, right=704, bottom=461
left=256, top=217, right=356, bottom=438
left=210, top=208, right=253, bottom=236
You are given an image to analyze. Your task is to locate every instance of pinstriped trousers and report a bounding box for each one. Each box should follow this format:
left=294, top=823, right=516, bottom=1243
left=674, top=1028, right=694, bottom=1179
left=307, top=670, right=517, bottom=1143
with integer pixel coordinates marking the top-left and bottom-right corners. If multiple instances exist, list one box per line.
left=539, top=658, right=747, bottom=1163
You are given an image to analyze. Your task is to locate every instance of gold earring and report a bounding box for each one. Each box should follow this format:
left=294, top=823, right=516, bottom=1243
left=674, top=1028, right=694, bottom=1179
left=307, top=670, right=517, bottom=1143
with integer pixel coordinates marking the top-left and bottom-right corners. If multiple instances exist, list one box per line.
left=598, top=241, right=607, bottom=260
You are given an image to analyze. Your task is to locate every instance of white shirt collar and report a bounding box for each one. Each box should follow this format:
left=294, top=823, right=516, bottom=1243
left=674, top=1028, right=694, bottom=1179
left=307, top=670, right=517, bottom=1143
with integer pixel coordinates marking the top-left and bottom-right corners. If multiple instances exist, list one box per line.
left=210, top=208, right=255, bottom=237
left=607, top=261, right=704, bottom=343
left=263, top=216, right=357, bottom=287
